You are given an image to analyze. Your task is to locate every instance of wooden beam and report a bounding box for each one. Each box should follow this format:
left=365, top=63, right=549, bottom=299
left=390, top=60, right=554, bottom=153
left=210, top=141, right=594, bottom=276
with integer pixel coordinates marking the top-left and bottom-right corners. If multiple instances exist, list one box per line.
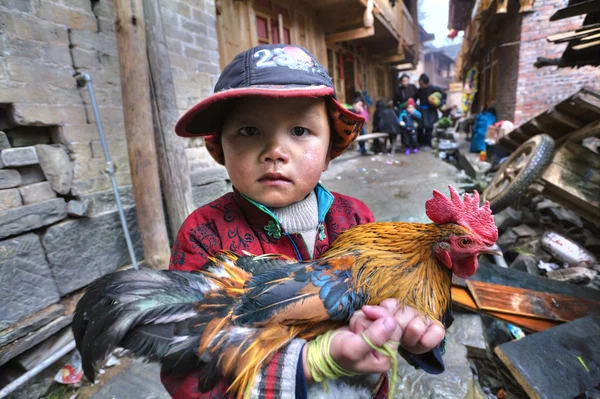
left=143, top=0, right=195, bottom=239
left=325, top=26, right=375, bottom=44
left=114, top=0, right=170, bottom=269
left=550, top=0, right=600, bottom=21
left=562, top=119, right=600, bottom=145
left=547, top=26, right=600, bottom=43
left=548, top=106, right=584, bottom=129
left=573, top=38, right=600, bottom=50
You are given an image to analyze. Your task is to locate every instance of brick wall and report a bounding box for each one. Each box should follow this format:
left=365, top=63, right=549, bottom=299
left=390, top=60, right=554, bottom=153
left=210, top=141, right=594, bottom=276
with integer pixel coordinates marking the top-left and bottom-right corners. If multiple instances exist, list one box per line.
left=0, top=0, right=225, bottom=367
left=515, top=0, right=600, bottom=125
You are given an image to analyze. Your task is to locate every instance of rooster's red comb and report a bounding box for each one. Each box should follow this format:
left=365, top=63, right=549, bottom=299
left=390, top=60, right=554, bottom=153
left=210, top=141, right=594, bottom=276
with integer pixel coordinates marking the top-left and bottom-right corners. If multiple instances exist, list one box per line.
left=425, top=185, right=498, bottom=245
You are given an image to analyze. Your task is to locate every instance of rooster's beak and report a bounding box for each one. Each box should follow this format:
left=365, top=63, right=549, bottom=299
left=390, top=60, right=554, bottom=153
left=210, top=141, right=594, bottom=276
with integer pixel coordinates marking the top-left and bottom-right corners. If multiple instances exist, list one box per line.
left=480, top=244, right=502, bottom=256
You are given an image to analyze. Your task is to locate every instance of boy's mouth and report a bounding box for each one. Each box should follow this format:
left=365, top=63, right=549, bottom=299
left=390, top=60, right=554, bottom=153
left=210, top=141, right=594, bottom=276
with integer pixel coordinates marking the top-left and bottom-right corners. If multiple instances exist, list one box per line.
left=258, top=172, right=292, bottom=184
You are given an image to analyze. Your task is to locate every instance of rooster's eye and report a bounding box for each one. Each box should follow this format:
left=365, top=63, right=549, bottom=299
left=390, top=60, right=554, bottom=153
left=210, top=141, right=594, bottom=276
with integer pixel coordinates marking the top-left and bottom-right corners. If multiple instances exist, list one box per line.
left=459, top=238, right=472, bottom=247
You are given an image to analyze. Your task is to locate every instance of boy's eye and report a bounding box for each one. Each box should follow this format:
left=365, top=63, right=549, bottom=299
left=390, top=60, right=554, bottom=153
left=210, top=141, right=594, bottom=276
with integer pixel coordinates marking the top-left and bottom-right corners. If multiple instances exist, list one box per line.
left=239, top=127, right=259, bottom=137
left=290, top=127, right=308, bottom=136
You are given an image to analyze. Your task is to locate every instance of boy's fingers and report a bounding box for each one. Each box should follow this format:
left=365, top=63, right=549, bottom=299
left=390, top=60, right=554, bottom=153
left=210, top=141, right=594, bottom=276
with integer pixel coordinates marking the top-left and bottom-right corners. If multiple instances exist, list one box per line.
left=362, top=305, right=393, bottom=320
left=418, top=323, right=445, bottom=351
left=346, top=316, right=396, bottom=359
left=349, top=310, right=370, bottom=334
left=401, top=316, right=427, bottom=348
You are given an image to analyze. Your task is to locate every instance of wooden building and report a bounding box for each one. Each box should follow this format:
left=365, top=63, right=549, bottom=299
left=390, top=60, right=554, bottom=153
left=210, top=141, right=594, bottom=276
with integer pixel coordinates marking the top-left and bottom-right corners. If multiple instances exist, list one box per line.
left=216, top=0, right=419, bottom=107
left=449, top=0, right=600, bottom=124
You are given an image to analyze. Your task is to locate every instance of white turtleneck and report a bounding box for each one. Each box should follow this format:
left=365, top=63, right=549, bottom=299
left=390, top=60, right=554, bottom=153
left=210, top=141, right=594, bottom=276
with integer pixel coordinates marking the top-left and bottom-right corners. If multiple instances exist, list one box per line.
left=270, top=190, right=319, bottom=255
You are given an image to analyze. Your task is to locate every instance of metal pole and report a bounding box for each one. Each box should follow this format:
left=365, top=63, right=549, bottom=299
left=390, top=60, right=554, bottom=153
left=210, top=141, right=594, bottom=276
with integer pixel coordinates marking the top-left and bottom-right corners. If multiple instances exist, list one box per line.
left=76, top=72, right=138, bottom=269
left=0, top=341, right=76, bottom=398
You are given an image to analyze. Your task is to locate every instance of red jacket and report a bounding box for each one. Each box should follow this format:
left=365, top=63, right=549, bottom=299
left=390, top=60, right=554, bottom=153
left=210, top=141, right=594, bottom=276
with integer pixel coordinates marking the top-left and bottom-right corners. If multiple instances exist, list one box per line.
left=161, top=185, right=390, bottom=399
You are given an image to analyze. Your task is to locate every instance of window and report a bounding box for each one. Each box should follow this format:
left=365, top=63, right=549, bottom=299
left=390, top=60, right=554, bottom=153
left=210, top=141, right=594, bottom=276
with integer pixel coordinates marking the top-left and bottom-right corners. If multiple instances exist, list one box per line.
left=254, top=3, right=291, bottom=45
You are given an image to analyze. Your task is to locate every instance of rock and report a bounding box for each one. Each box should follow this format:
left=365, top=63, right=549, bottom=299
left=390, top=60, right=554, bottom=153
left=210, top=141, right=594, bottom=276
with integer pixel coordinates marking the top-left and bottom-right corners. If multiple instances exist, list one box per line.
left=498, top=229, right=518, bottom=248
left=394, top=336, right=474, bottom=398
left=0, top=304, right=64, bottom=347
left=447, top=313, right=487, bottom=358
left=35, top=144, right=73, bottom=195
left=0, top=233, right=61, bottom=330
left=0, top=198, right=67, bottom=240
left=0, top=316, right=72, bottom=367
left=547, top=267, right=597, bottom=284
left=0, top=146, right=39, bottom=167
left=0, top=169, right=22, bottom=189
left=0, top=188, right=22, bottom=210
left=536, top=198, right=560, bottom=211
left=18, top=181, right=56, bottom=205
left=0, top=131, right=10, bottom=150
left=80, top=185, right=134, bottom=216
left=546, top=207, right=583, bottom=229
left=493, top=207, right=523, bottom=232
left=42, top=206, right=143, bottom=295
left=192, top=180, right=230, bottom=208
left=18, top=165, right=46, bottom=185
left=67, top=199, right=88, bottom=217
left=509, top=254, right=540, bottom=275
left=512, top=224, right=537, bottom=238
left=190, top=166, right=229, bottom=186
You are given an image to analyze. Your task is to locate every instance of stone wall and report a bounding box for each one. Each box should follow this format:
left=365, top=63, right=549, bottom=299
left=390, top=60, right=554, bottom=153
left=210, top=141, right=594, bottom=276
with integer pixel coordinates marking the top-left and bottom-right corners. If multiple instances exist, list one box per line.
left=515, top=0, right=600, bottom=125
left=0, top=0, right=228, bottom=371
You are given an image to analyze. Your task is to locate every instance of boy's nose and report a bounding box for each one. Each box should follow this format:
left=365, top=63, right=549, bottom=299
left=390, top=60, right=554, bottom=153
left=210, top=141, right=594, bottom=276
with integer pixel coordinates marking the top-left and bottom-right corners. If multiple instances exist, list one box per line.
left=260, top=137, right=290, bottom=164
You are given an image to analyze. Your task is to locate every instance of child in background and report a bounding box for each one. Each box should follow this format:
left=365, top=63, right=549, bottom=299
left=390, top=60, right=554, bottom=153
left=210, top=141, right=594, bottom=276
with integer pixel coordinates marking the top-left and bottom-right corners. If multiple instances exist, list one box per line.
left=399, top=98, right=422, bottom=155
left=163, top=44, right=445, bottom=399
left=372, top=99, right=401, bottom=155
left=351, top=99, right=369, bottom=155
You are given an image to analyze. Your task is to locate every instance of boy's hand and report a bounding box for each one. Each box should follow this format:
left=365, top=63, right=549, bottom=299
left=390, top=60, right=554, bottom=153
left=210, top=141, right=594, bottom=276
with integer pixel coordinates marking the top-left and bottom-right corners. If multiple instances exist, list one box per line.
left=350, top=300, right=445, bottom=355
left=302, top=301, right=401, bottom=382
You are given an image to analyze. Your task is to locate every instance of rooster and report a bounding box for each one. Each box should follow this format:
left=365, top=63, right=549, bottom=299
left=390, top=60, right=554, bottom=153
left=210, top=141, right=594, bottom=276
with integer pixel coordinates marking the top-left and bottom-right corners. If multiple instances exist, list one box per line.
left=73, top=186, right=499, bottom=398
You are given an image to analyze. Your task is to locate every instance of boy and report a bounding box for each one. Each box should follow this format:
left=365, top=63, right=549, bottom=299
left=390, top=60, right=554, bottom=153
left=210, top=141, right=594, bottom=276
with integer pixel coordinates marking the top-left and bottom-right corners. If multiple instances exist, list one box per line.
left=372, top=100, right=401, bottom=155
left=399, top=98, right=422, bottom=155
left=163, top=44, right=445, bottom=399
left=351, top=98, right=368, bottom=155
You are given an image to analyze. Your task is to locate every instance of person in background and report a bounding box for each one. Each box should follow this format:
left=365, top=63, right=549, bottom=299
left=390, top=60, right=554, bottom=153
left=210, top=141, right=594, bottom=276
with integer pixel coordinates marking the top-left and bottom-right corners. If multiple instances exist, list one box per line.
left=399, top=98, right=422, bottom=155
left=415, top=74, right=445, bottom=151
left=351, top=99, right=369, bottom=155
left=372, top=99, right=401, bottom=155
left=393, top=74, right=418, bottom=113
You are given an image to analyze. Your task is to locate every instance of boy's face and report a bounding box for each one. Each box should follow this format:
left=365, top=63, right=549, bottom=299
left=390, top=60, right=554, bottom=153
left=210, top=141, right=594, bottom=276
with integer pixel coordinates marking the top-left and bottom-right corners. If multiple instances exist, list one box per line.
left=407, top=105, right=415, bottom=113
left=221, top=97, right=331, bottom=208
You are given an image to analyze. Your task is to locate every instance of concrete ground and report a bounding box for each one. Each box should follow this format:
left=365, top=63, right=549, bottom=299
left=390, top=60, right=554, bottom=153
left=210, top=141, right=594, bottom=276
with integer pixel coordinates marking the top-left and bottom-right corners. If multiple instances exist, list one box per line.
left=322, top=148, right=459, bottom=222
left=85, top=147, right=463, bottom=399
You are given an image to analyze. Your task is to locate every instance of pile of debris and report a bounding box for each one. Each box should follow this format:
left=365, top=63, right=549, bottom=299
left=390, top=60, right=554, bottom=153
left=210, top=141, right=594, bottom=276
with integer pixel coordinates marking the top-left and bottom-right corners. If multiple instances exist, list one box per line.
left=495, top=195, right=600, bottom=288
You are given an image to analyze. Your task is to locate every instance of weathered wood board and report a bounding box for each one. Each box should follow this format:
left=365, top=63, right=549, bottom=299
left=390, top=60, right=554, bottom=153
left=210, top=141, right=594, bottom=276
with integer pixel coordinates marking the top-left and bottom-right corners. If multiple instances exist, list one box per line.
left=466, top=280, right=600, bottom=322
left=451, top=286, right=558, bottom=332
left=495, top=316, right=600, bottom=399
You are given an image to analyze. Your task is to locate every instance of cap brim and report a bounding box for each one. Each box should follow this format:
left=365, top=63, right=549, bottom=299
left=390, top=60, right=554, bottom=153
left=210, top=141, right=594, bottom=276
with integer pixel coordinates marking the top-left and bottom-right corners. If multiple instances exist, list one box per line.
left=175, top=85, right=337, bottom=137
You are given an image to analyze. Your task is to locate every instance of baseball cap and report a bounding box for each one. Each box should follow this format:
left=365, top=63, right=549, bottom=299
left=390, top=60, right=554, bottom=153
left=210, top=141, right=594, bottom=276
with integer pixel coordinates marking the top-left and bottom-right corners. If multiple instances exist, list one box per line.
left=175, top=44, right=365, bottom=164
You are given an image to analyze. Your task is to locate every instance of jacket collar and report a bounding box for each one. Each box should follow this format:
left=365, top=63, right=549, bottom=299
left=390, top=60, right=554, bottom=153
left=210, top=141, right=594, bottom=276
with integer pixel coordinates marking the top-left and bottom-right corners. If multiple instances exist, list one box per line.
left=233, top=183, right=335, bottom=236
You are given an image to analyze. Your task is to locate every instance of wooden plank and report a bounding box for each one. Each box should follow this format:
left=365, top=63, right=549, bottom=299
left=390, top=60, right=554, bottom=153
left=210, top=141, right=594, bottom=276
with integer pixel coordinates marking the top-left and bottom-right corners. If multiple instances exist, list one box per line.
left=144, top=0, right=195, bottom=239
left=541, top=163, right=600, bottom=216
left=560, top=118, right=600, bottom=145
left=495, top=316, right=600, bottom=399
left=114, top=0, right=171, bottom=269
left=466, top=280, right=600, bottom=322
left=452, top=286, right=558, bottom=332
left=325, top=26, right=375, bottom=44
left=354, top=133, right=390, bottom=141
left=573, top=38, right=600, bottom=50
left=471, top=261, right=600, bottom=302
left=548, top=106, right=584, bottom=129
left=547, top=26, right=600, bottom=43
left=550, top=143, right=600, bottom=185
left=550, top=0, right=600, bottom=21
